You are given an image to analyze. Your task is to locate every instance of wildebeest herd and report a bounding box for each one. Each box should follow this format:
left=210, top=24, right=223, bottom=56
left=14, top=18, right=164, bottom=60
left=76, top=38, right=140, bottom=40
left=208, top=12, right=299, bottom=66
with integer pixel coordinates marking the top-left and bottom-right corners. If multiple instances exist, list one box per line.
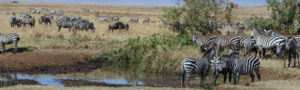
left=181, top=21, right=300, bottom=87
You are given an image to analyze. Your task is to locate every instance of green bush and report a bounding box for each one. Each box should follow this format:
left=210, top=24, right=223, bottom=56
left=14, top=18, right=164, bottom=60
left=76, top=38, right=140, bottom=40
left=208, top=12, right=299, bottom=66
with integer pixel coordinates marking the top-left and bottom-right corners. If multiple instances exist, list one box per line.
left=247, top=16, right=273, bottom=31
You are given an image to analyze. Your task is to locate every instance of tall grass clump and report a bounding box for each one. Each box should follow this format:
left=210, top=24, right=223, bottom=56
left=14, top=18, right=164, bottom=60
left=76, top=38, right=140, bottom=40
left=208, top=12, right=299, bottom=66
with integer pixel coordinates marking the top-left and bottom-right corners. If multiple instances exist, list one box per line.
left=100, top=33, right=198, bottom=73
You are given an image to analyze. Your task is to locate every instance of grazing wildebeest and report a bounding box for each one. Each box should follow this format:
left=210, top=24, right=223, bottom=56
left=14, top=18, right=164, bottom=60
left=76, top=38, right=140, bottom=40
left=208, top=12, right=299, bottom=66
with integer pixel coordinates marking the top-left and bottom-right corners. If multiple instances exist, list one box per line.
left=20, top=17, right=35, bottom=27
left=96, top=16, right=109, bottom=23
left=56, top=17, right=73, bottom=32
left=111, top=16, right=120, bottom=22
left=108, top=22, right=129, bottom=32
left=50, top=10, right=56, bottom=15
left=130, top=17, right=139, bottom=23
left=143, top=17, right=150, bottom=24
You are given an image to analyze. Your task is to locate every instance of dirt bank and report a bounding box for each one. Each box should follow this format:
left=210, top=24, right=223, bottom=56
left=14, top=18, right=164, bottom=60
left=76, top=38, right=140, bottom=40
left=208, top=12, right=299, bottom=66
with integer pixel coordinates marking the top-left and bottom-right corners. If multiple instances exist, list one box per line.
left=0, top=50, right=108, bottom=74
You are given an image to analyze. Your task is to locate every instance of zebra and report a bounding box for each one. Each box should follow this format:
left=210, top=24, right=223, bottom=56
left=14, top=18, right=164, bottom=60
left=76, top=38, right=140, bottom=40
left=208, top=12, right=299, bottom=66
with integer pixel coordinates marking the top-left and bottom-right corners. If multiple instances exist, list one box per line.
left=130, top=17, right=139, bottom=23
left=210, top=52, right=239, bottom=85
left=58, top=10, right=64, bottom=15
left=239, top=36, right=258, bottom=56
left=250, top=28, right=286, bottom=59
left=192, top=34, right=218, bottom=54
left=111, top=16, right=119, bottom=22
left=215, top=35, right=241, bottom=54
left=264, top=29, right=285, bottom=37
left=143, top=17, right=150, bottom=24
left=181, top=47, right=216, bottom=87
left=50, top=10, right=56, bottom=15
left=96, top=16, right=109, bottom=23
left=284, top=37, right=300, bottom=67
left=0, top=33, right=20, bottom=54
left=211, top=55, right=261, bottom=85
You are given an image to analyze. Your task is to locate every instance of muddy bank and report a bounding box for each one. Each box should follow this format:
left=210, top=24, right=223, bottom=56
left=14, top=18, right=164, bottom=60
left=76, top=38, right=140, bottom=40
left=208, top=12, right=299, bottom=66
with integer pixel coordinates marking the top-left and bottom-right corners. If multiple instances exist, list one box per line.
left=0, top=50, right=108, bottom=74
left=61, top=79, right=132, bottom=87
left=0, top=79, right=39, bottom=86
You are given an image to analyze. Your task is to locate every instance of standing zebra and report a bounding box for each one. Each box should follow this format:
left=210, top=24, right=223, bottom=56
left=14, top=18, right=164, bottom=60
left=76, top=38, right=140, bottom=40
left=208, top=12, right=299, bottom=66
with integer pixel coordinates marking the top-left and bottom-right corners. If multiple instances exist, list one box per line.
left=239, top=36, right=257, bottom=56
left=210, top=52, right=239, bottom=85
left=181, top=47, right=216, bottom=88
left=250, top=28, right=286, bottom=59
left=211, top=55, right=261, bottom=85
left=215, top=35, right=241, bottom=54
left=0, top=33, right=20, bottom=54
left=192, top=34, right=218, bottom=54
left=284, top=37, right=300, bottom=67
left=225, top=25, right=238, bottom=35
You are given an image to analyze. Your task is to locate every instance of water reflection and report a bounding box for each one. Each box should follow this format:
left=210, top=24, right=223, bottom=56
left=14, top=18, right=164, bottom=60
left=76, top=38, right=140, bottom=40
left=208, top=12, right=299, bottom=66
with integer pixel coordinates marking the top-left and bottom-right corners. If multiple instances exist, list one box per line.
left=4, top=65, right=179, bottom=87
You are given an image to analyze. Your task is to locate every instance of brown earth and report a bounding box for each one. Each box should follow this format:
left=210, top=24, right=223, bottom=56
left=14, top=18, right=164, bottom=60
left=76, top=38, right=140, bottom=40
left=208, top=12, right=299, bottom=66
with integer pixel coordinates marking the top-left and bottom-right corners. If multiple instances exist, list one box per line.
left=61, top=79, right=132, bottom=87
left=0, top=49, right=108, bottom=74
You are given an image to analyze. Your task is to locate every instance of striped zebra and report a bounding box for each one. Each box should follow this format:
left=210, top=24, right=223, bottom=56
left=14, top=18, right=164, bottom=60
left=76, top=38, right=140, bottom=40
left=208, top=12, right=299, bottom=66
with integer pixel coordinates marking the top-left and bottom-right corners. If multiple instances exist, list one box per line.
left=192, top=34, right=218, bottom=54
left=240, top=36, right=257, bottom=56
left=264, top=29, right=285, bottom=37
left=181, top=48, right=216, bottom=88
left=284, top=37, right=300, bottom=67
left=210, top=52, right=239, bottom=85
left=211, top=55, right=261, bottom=85
left=0, top=33, right=20, bottom=54
left=215, top=35, right=241, bottom=54
left=250, top=28, right=286, bottom=59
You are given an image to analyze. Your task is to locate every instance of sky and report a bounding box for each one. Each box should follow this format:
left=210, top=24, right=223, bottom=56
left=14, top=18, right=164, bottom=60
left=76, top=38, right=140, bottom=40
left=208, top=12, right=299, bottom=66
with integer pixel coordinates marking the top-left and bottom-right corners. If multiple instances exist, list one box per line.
left=1, top=0, right=267, bottom=7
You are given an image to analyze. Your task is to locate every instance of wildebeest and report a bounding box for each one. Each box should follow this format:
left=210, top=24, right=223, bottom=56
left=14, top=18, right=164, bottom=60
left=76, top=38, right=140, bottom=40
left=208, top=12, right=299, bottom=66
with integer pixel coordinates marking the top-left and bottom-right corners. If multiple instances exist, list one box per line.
left=108, top=22, right=129, bottom=32
left=129, top=17, right=139, bottom=23
left=50, top=10, right=56, bottom=15
left=111, top=16, right=119, bottom=22
left=143, top=17, right=150, bottom=24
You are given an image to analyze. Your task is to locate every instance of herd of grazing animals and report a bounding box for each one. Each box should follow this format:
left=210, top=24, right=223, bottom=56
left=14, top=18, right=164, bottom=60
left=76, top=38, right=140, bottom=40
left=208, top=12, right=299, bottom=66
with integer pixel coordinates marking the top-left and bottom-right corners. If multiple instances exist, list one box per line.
left=181, top=21, right=300, bottom=87
left=5, top=7, right=154, bottom=54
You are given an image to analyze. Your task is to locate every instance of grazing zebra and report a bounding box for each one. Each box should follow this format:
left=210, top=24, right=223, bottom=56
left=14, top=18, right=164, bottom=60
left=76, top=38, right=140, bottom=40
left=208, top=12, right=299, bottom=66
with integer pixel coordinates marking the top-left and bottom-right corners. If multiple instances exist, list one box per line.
left=210, top=52, right=239, bottom=85
left=250, top=28, right=286, bottom=59
left=130, top=17, right=139, bottom=23
left=212, top=55, right=261, bottom=85
left=239, top=36, right=258, bottom=56
left=0, top=33, right=20, bottom=54
left=143, top=17, right=150, bottom=24
left=181, top=48, right=216, bottom=87
left=284, top=37, right=300, bottom=67
left=192, top=34, right=218, bottom=54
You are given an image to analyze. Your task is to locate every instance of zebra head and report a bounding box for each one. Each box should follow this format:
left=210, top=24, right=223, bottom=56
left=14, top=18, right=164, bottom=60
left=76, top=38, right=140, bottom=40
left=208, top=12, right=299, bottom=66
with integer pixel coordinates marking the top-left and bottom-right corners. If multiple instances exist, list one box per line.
left=276, top=40, right=286, bottom=56
left=250, top=28, right=259, bottom=38
left=286, top=37, right=297, bottom=50
left=210, top=56, right=226, bottom=72
left=264, top=29, right=272, bottom=36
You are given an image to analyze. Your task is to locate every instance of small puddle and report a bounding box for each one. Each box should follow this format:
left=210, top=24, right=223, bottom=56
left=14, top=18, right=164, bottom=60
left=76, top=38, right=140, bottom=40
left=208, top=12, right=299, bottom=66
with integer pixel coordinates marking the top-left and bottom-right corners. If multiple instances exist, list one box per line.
left=3, top=65, right=180, bottom=87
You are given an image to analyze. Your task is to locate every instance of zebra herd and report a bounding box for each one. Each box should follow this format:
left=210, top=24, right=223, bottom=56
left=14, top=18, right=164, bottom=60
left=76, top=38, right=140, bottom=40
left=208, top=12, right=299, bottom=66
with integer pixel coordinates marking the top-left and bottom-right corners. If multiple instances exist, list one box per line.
left=95, top=16, right=150, bottom=24
left=181, top=27, right=300, bottom=87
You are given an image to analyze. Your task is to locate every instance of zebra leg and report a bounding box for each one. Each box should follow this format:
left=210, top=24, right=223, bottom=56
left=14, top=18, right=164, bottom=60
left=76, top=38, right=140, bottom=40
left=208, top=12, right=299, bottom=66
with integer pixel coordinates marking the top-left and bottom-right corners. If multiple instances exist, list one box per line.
left=14, top=40, right=18, bottom=54
left=258, top=47, right=263, bottom=59
left=262, top=48, right=266, bottom=59
left=288, top=53, right=291, bottom=67
left=293, top=53, right=296, bottom=67
left=255, top=69, right=261, bottom=81
left=181, top=70, right=185, bottom=88
left=200, top=72, right=207, bottom=87
left=229, top=71, right=232, bottom=83
left=234, top=72, right=240, bottom=85
left=223, top=73, right=226, bottom=84
left=250, top=72, right=255, bottom=82
left=1, top=43, right=5, bottom=54
left=213, top=72, right=219, bottom=85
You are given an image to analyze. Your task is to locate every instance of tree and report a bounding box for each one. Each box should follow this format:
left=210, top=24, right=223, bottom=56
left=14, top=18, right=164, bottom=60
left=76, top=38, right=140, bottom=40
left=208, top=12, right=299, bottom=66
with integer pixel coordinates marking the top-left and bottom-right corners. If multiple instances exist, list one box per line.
left=162, top=0, right=227, bottom=35
left=224, top=1, right=238, bottom=24
left=266, top=0, right=299, bottom=34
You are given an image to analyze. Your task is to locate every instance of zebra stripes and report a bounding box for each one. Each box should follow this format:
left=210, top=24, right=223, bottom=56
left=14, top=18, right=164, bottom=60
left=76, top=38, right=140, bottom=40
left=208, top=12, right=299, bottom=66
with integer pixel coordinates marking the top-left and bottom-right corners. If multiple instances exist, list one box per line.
left=240, top=36, right=257, bottom=56
left=225, top=25, right=238, bottom=35
left=215, top=35, right=241, bottom=53
left=0, top=33, right=20, bottom=54
left=211, top=55, right=261, bottom=85
left=192, top=34, right=218, bottom=54
left=250, top=28, right=286, bottom=59
left=181, top=48, right=216, bottom=87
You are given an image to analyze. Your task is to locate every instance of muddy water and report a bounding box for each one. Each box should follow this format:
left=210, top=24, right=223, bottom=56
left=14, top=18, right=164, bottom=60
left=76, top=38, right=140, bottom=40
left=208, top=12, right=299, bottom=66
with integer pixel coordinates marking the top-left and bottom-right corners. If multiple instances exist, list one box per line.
left=6, top=65, right=181, bottom=87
